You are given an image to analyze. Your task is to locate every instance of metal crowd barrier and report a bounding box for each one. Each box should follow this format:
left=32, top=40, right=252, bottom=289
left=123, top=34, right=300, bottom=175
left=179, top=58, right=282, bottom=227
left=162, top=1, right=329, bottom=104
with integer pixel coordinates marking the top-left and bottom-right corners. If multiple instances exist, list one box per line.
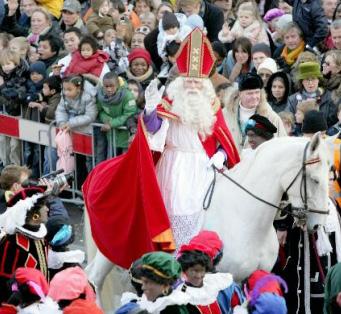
left=0, top=112, right=126, bottom=206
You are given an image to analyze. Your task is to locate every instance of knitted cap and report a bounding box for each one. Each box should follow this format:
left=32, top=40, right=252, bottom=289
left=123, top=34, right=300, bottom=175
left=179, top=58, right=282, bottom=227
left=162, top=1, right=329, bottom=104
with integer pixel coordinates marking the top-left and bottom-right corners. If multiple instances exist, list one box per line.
left=62, top=0, right=81, bottom=13
left=263, top=8, right=285, bottom=23
left=239, top=73, right=264, bottom=91
left=128, top=48, right=152, bottom=65
left=301, top=110, right=327, bottom=133
left=251, top=43, right=271, bottom=57
left=141, top=252, right=181, bottom=280
left=297, top=62, right=322, bottom=80
left=162, top=12, right=180, bottom=31
left=257, top=58, right=278, bottom=74
left=29, top=61, right=47, bottom=78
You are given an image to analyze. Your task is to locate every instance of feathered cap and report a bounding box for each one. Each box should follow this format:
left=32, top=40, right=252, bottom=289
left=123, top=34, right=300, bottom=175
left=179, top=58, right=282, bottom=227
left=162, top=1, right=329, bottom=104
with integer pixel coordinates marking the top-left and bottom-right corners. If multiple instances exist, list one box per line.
left=0, top=187, right=45, bottom=234
left=176, top=28, right=216, bottom=78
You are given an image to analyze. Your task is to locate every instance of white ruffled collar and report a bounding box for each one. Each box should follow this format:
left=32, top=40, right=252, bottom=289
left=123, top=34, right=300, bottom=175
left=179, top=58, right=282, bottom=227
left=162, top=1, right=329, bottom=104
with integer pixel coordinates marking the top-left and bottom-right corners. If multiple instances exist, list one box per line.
left=16, top=224, right=47, bottom=240
left=121, top=290, right=191, bottom=314
left=179, top=273, right=233, bottom=305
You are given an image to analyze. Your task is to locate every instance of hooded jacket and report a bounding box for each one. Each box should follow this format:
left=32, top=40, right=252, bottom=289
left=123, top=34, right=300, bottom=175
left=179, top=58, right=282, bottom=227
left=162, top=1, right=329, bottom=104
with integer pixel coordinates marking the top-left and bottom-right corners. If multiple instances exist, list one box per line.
left=86, top=0, right=115, bottom=36
left=266, top=71, right=292, bottom=113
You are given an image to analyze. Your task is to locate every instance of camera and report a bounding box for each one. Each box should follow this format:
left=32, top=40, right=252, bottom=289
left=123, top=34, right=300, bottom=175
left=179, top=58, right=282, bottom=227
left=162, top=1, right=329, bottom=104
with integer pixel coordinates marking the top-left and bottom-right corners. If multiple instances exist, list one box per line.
left=22, top=169, right=74, bottom=191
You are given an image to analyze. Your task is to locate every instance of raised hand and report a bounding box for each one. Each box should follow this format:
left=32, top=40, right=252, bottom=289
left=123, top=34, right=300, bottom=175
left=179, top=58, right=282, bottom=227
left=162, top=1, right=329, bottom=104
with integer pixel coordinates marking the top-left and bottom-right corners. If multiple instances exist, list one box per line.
left=144, top=79, right=165, bottom=114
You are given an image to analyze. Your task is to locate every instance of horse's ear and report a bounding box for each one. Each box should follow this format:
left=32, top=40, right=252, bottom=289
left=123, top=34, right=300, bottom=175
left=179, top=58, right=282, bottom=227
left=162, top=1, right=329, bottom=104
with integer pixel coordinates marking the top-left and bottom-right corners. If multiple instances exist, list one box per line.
left=310, top=132, right=321, bottom=154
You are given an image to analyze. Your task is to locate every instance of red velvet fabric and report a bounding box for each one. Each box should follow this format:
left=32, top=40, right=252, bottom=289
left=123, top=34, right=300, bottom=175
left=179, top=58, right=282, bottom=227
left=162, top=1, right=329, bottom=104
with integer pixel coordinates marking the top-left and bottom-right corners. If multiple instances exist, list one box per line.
left=83, top=120, right=175, bottom=269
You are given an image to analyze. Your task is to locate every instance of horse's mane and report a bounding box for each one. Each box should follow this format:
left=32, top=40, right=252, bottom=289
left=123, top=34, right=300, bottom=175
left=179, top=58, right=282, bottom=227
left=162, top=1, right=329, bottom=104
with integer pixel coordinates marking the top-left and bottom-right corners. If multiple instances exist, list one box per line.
left=230, top=137, right=312, bottom=179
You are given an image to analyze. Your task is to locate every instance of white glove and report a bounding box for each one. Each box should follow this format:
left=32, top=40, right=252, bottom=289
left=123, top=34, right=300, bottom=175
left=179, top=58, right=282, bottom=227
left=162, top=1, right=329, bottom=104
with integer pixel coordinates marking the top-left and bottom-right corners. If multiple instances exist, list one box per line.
left=144, top=79, right=165, bottom=114
left=207, top=151, right=226, bottom=170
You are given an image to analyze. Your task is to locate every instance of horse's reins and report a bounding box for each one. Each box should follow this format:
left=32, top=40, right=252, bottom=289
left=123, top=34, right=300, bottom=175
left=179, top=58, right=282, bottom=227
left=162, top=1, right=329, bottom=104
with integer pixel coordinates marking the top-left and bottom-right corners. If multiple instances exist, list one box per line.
left=203, top=142, right=329, bottom=218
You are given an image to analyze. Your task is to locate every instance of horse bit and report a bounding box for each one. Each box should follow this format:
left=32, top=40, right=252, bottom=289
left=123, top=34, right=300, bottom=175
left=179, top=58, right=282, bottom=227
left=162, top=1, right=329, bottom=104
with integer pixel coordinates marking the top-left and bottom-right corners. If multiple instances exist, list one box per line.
left=203, top=141, right=330, bottom=223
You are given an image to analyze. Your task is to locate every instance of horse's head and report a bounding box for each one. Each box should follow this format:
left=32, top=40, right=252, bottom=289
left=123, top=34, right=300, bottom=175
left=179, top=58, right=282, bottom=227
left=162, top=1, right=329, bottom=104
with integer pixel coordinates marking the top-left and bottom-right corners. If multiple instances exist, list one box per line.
left=281, top=133, right=329, bottom=231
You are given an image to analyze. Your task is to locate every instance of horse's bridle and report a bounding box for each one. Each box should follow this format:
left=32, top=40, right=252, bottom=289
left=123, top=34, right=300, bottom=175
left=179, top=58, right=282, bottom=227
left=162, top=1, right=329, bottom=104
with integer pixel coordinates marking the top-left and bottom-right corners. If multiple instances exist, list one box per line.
left=203, top=142, right=330, bottom=219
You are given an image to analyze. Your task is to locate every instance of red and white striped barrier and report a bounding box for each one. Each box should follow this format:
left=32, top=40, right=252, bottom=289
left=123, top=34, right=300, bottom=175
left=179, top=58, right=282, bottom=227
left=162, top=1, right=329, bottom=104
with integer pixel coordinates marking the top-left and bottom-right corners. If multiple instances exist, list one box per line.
left=0, top=114, right=92, bottom=156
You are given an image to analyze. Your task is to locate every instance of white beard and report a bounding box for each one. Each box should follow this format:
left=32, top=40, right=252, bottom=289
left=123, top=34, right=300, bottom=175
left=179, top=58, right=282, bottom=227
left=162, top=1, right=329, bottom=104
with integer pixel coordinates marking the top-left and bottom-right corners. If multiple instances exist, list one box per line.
left=167, top=77, right=217, bottom=139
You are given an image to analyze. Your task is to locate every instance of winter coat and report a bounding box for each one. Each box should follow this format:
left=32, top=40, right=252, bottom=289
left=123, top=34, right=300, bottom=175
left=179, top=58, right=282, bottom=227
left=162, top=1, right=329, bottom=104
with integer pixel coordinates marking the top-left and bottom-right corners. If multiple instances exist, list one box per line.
left=55, top=80, right=98, bottom=134
left=218, top=19, right=269, bottom=46
left=286, top=88, right=338, bottom=128
left=266, top=71, right=292, bottom=113
left=41, top=93, right=62, bottom=124
left=222, top=86, right=287, bottom=152
left=283, top=0, right=329, bottom=47
left=144, top=28, right=163, bottom=72
left=64, top=50, right=110, bottom=78
left=324, top=262, right=341, bottom=314
left=200, top=0, right=224, bottom=42
left=60, top=17, right=88, bottom=34
left=24, top=79, right=44, bottom=121
left=325, top=73, right=341, bottom=107
left=0, top=58, right=30, bottom=116
left=86, top=13, right=115, bottom=36
left=97, top=83, right=137, bottom=148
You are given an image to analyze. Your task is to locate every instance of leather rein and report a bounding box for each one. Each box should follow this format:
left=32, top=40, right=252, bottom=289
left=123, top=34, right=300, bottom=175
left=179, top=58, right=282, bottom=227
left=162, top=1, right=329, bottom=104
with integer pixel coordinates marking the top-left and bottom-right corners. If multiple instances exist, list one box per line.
left=203, top=142, right=329, bottom=219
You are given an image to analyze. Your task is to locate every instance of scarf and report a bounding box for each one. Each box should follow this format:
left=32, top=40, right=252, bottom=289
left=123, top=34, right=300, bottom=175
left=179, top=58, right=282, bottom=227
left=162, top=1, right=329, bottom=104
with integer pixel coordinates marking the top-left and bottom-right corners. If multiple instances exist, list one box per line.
left=97, top=86, right=127, bottom=106
left=281, top=41, right=305, bottom=66
left=126, top=66, right=153, bottom=83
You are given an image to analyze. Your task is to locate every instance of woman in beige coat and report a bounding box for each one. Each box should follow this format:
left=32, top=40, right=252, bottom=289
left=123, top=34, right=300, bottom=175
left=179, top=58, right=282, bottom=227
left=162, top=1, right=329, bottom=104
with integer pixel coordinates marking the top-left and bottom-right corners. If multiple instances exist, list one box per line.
left=222, top=73, right=287, bottom=153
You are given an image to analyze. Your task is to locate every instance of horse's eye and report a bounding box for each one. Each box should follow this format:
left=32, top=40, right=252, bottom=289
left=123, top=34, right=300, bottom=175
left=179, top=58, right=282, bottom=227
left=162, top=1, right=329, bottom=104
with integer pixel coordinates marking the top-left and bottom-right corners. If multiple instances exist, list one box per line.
left=312, top=179, right=319, bottom=184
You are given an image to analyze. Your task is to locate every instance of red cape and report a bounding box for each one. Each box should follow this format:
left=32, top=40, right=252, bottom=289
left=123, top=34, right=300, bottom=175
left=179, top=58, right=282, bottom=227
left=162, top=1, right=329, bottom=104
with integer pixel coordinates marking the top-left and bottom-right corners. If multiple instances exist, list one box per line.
left=83, top=120, right=175, bottom=269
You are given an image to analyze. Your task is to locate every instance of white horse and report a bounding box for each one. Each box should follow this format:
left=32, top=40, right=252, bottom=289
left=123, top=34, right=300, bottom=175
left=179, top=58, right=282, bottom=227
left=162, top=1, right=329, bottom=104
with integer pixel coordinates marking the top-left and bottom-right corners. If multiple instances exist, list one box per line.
left=85, top=133, right=330, bottom=311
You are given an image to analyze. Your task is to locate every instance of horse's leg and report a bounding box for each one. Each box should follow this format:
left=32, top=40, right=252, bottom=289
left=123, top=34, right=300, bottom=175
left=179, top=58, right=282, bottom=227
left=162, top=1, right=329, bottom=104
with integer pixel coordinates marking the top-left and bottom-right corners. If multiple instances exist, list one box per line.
left=85, top=249, right=114, bottom=307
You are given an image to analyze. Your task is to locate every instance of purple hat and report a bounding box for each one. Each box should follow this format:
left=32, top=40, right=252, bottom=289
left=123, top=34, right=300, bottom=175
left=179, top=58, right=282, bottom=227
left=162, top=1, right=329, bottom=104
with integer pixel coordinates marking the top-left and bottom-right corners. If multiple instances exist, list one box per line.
left=263, top=8, right=285, bottom=23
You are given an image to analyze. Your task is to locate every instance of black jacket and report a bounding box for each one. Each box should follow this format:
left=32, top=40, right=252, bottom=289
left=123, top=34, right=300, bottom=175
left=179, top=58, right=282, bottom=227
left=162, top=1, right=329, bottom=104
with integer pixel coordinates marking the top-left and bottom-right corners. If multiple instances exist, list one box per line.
left=284, top=0, right=328, bottom=47
left=201, top=0, right=224, bottom=42
left=0, top=59, right=30, bottom=116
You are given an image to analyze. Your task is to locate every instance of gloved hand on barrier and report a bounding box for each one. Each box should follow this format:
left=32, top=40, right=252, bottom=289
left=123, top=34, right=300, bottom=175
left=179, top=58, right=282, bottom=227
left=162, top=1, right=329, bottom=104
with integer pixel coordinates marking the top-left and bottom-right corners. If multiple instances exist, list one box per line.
left=144, top=79, right=165, bottom=115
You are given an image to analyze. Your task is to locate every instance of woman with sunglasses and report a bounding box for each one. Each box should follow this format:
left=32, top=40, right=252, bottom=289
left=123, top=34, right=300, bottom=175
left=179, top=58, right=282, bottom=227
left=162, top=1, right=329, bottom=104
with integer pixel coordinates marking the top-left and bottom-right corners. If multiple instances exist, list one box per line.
left=322, top=49, right=341, bottom=107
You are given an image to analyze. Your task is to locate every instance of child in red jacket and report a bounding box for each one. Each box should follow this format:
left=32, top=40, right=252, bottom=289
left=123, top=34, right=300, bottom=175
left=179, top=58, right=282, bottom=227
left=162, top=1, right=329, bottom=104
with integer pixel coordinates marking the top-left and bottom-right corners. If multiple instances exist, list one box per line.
left=64, top=35, right=110, bottom=82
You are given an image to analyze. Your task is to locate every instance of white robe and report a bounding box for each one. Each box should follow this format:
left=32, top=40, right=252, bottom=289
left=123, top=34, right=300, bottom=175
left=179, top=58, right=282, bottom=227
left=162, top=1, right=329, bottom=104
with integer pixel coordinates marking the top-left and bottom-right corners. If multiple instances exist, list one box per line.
left=149, top=119, right=213, bottom=248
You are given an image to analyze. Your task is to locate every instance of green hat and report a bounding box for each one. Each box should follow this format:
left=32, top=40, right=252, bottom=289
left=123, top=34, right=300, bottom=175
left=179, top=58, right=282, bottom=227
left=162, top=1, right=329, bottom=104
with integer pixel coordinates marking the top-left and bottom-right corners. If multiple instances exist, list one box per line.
left=141, top=252, right=181, bottom=280
left=297, top=62, right=322, bottom=80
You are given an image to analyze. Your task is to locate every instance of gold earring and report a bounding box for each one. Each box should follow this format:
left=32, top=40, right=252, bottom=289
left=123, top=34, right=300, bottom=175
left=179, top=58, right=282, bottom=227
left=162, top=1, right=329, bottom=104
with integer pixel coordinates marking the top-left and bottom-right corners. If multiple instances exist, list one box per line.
left=162, top=288, right=169, bottom=296
left=32, top=213, right=40, bottom=221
